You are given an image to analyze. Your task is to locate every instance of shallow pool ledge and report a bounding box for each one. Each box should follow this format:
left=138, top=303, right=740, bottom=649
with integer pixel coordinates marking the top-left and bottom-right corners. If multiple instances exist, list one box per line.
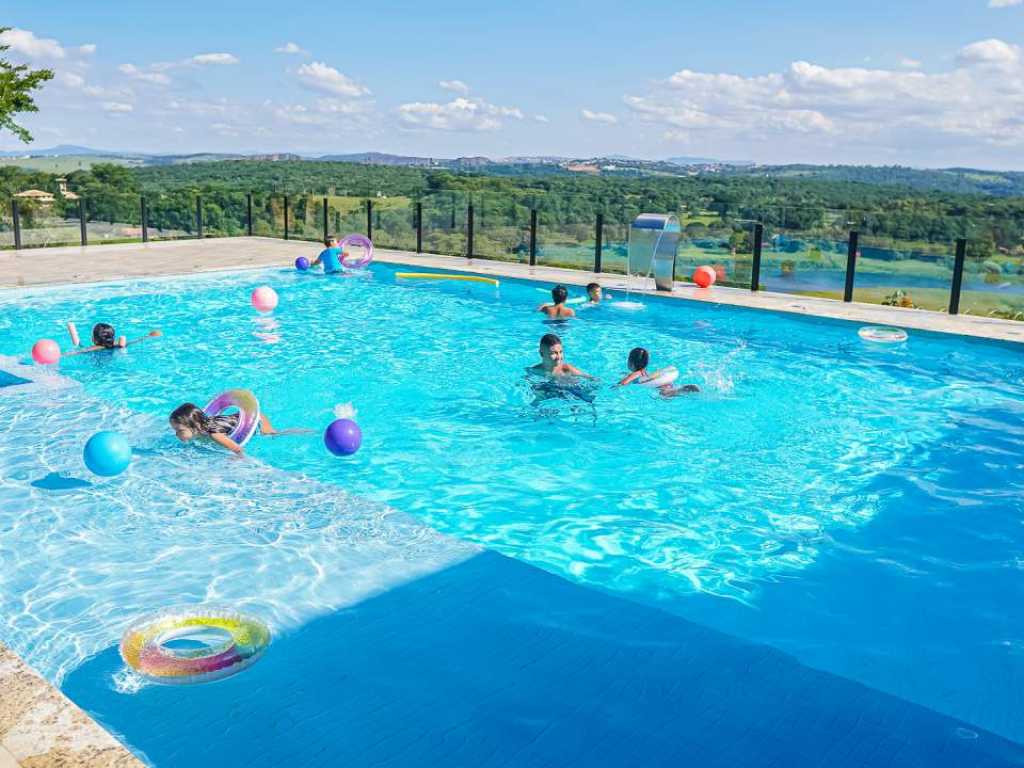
left=0, top=236, right=1021, bottom=344
left=0, top=643, right=142, bottom=767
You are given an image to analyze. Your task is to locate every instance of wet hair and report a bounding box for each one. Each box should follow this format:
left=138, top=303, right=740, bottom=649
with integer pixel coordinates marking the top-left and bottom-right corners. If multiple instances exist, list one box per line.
left=551, top=285, right=568, bottom=304
left=169, top=403, right=210, bottom=434
left=586, top=282, right=601, bottom=294
left=92, top=323, right=116, bottom=349
left=627, top=347, right=650, bottom=372
left=324, top=235, right=337, bottom=247
left=539, top=333, right=562, bottom=350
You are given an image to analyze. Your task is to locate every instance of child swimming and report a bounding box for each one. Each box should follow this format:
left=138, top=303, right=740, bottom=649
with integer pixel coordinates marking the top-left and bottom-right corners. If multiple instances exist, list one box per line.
left=168, top=401, right=307, bottom=456
left=310, top=235, right=343, bottom=274
left=585, top=282, right=605, bottom=304
left=64, top=321, right=161, bottom=357
left=527, top=333, right=597, bottom=406
left=617, top=347, right=699, bottom=397
left=538, top=285, right=576, bottom=319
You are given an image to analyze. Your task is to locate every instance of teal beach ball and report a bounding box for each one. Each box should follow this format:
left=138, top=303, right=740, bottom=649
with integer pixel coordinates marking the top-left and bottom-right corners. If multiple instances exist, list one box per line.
left=83, top=431, right=132, bottom=477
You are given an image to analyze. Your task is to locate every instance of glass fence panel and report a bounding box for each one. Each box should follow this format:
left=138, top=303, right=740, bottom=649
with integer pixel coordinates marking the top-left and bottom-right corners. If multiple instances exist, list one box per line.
left=142, top=193, right=195, bottom=241
left=200, top=191, right=249, bottom=238
left=852, top=225, right=953, bottom=312
left=286, top=196, right=324, bottom=242
left=473, top=194, right=530, bottom=263
left=84, top=193, right=142, bottom=245
left=0, top=202, right=12, bottom=249
left=421, top=191, right=467, bottom=257
left=959, top=217, right=1024, bottom=320
left=756, top=208, right=851, bottom=299
left=12, top=196, right=82, bottom=248
left=327, top=196, right=366, bottom=240
left=370, top=196, right=416, bottom=251
left=676, top=209, right=753, bottom=288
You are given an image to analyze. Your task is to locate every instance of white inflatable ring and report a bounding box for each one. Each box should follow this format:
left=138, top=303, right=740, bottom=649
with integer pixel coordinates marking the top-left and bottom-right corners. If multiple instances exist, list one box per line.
left=858, top=326, right=908, bottom=344
left=640, top=366, right=679, bottom=388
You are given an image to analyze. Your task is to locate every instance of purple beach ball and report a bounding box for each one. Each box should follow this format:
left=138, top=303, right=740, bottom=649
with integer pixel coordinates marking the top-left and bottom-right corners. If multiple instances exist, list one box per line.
left=324, top=418, right=362, bottom=456
left=295, top=257, right=310, bottom=271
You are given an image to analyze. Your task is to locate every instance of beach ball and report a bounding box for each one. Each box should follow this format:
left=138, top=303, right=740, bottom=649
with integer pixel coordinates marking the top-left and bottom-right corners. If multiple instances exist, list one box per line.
left=83, top=431, right=132, bottom=477
left=324, top=419, right=362, bottom=456
left=251, top=286, right=279, bottom=313
left=31, top=339, right=61, bottom=365
left=295, top=257, right=310, bottom=271
left=693, top=266, right=717, bottom=288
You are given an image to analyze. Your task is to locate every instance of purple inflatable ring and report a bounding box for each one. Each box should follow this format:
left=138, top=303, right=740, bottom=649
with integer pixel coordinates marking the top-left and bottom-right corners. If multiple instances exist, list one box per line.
left=339, top=234, right=373, bottom=269
left=203, top=389, right=261, bottom=448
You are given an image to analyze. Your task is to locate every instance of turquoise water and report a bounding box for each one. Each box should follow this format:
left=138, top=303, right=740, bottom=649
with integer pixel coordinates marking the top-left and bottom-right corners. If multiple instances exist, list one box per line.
left=1, top=264, right=1023, bottom=754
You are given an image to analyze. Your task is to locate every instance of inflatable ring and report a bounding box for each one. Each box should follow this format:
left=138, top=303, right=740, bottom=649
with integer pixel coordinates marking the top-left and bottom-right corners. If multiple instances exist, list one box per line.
left=640, top=366, right=679, bottom=388
left=204, top=389, right=261, bottom=447
left=858, top=326, right=908, bottom=344
left=339, top=234, right=373, bottom=269
left=120, top=607, right=270, bottom=685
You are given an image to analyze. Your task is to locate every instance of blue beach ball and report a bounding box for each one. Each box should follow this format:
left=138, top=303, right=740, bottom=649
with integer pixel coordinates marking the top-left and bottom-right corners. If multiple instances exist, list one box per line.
left=295, top=257, right=310, bottom=271
left=83, top=431, right=132, bottom=477
left=324, top=419, right=362, bottom=456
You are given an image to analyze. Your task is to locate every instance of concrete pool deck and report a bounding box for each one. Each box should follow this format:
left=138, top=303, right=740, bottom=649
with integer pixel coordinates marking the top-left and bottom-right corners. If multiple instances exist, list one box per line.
left=1, top=236, right=1021, bottom=344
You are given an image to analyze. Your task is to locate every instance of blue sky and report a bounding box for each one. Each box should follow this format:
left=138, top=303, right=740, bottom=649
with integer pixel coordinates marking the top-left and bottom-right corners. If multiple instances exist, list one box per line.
left=2, top=0, right=1023, bottom=168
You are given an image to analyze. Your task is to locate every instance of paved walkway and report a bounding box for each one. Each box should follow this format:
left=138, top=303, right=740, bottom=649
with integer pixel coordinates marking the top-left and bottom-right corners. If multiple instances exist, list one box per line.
left=1, top=237, right=1021, bottom=344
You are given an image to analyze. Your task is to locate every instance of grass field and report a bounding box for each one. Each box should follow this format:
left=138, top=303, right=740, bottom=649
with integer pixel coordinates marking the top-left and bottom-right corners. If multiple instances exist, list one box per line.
left=0, top=155, right=140, bottom=173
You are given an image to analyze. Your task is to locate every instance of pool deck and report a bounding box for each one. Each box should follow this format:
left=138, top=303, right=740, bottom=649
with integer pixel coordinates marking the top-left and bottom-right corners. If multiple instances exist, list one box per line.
left=1, top=237, right=1021, bottom=344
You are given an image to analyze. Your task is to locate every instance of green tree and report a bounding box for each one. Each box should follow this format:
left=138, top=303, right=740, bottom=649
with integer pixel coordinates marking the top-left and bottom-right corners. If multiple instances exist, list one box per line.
left=0, top=27, right=54, bottom=143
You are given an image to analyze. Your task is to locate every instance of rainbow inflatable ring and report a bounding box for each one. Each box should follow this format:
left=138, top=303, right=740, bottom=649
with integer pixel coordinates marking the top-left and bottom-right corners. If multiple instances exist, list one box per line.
left=120, top=607, right=271, bottom=685
left=203, top=389, right=261, bottom=447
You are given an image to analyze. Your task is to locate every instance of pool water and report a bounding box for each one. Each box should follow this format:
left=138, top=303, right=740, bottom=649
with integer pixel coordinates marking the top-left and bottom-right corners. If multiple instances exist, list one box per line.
left=1, top=264, right=1023, bottom=754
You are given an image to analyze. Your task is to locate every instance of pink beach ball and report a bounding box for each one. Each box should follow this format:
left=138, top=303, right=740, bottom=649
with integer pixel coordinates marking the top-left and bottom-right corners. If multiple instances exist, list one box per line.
left=251, top=286, right=279, bottom=313
left=32, top=339, right=61, bottom=365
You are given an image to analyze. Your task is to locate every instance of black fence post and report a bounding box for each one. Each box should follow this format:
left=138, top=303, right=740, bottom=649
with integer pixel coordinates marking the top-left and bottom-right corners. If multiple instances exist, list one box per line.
left=949, top=238, right=967, bottom=315
left=467, top=203, right=475, bottom=257
left=195, top=196, right=203, bottom=239
left=366, top=199, right=373, bottom=240
left=843, top=231, right=859, bottom=302
left=750, top=223, right=764, bottom=291
left=11, top=200, right=21, bottom=250
left=415, top=201, right=423, bottom=253
left=141, top=196, right=148, bottom=243
left=79, top=199, right=87, bottom=246
left=322, top=196, right=329, bottom=241
left=594, top=213, right=604, bottom=273
left=283, top=195, right=289, bottom=240
left=246, top=193, right=253, bottom=236
left=529, top=209, right=538, bottom=266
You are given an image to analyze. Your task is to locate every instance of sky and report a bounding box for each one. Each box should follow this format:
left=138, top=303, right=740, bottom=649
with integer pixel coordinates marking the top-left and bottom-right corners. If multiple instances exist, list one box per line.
left=2, top=0, right=1023, bottom=169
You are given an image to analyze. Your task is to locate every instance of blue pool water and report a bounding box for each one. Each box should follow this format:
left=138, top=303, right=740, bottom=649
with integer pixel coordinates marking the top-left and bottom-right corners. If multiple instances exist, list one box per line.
left=1, top=263, right=1023, bottom=764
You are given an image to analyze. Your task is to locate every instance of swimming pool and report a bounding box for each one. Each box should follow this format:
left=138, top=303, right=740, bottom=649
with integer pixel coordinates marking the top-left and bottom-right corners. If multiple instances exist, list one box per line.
left=1, top=262, right=1022, bottom=764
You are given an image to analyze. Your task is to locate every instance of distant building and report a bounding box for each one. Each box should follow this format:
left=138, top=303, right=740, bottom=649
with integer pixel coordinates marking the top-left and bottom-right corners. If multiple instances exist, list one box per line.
left=13, top=189, right=55, bottom=203
left=56, top=178, right=79, bottom=200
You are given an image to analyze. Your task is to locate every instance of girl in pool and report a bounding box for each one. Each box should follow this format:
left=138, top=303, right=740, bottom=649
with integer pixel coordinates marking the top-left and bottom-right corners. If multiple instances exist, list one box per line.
left=168, top=402, right=307, bottom=456
left=618, top=347, right=699, bottom=397
left=538, top=285, right=576, bottom=319
left=64, top=321, right=161, bottom=356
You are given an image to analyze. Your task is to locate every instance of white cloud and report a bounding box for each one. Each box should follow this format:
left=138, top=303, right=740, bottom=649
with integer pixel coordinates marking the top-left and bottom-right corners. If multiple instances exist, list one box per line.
left=581, top=109, right=618, bottom=124
left=957, top=38, right=1020, bottom=66
left=296, top=62, right=370, bottom=97
left=190, top=53, right=239, bottom=65
left=623, top=40, right=1024, bottom=161
left=439, top=79, right=470, bottom=94
left=274, top=42, right=307, bottom=55
left=900, top=57, right=922, bottom=69
left=398, top=96, right=523, bottom=131
left=989, top=0, right=1022, bottom=7
left=0, top=28, right=65, bottom=59
left=534, top=114, right=549, bottom=123
left=59, top=72, right=85, bottom=89
left=119, top=64, right=172, bottom=86
left=78, top=44, right=96, bottom=55
left=102, top=102, right=133, bottom=113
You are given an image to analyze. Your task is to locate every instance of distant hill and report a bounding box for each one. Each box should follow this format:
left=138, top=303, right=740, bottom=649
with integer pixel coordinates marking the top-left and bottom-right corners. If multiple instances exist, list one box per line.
left=0, top=144, right=136, bottom=158
left=666, top=155, right=750, bottom=167
left=725, top=164, right=1024, bottom=197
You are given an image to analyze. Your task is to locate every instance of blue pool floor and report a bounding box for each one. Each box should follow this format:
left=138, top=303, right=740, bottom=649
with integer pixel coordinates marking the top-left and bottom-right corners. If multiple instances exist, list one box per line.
left=65, top=551, right=1022, bottom=768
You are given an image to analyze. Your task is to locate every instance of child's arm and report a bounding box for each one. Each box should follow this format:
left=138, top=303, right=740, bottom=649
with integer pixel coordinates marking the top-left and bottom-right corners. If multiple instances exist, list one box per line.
left=617, top=371, right=642, bottom=386
left=210, top=432, right=244, bottom=455
left=259, top=413, right=277, bottom=435
left=67, top=322, right=80, bottom=347
left=62, top=344, right=103, bottom=357
left=564, top=363, right=596, bottom=380
left=123, top=330, right=162, bottom=347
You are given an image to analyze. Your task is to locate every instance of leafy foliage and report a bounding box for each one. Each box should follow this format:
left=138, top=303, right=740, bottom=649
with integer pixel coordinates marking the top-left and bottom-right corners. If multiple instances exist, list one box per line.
left=0, top=27, right=54, bottom=143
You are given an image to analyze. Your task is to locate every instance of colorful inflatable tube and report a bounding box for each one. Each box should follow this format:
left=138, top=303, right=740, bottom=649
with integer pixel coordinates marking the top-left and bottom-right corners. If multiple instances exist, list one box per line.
left=339, top=234, right=374, bottom=269
left=203, top=389, right=261, bottom=447
left=120, top=607, right=270, bottom=685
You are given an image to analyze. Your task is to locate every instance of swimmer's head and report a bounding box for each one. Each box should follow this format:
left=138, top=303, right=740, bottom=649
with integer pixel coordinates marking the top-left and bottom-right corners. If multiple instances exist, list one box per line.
left=324, top=235, right=337, bottom=248
left=551, top=285, right=568, bottom=305
left=92, top=323, right=116, bottom=349
left=539, top=333, right=564, bottom=368
left=586, top=282, right=601, bottom=302
left=627, top=347, right=649, bottom=372
left=169, top=403, right=207, bottom=442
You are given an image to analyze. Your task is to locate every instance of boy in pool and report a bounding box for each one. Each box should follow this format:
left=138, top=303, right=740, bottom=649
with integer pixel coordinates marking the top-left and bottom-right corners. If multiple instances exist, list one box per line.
left=617, top=347, right=699, bottom=397
left=310, top=235, right=343, bottom=274
left=529, top=333, right=593, bottom=379
left=168, top=402, right=307, bottom=456
left=586, top=282, right=605, bottom=304
left=64, top=321, right=161, bottom=357
left=538, top=285, right=576, bottom=319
